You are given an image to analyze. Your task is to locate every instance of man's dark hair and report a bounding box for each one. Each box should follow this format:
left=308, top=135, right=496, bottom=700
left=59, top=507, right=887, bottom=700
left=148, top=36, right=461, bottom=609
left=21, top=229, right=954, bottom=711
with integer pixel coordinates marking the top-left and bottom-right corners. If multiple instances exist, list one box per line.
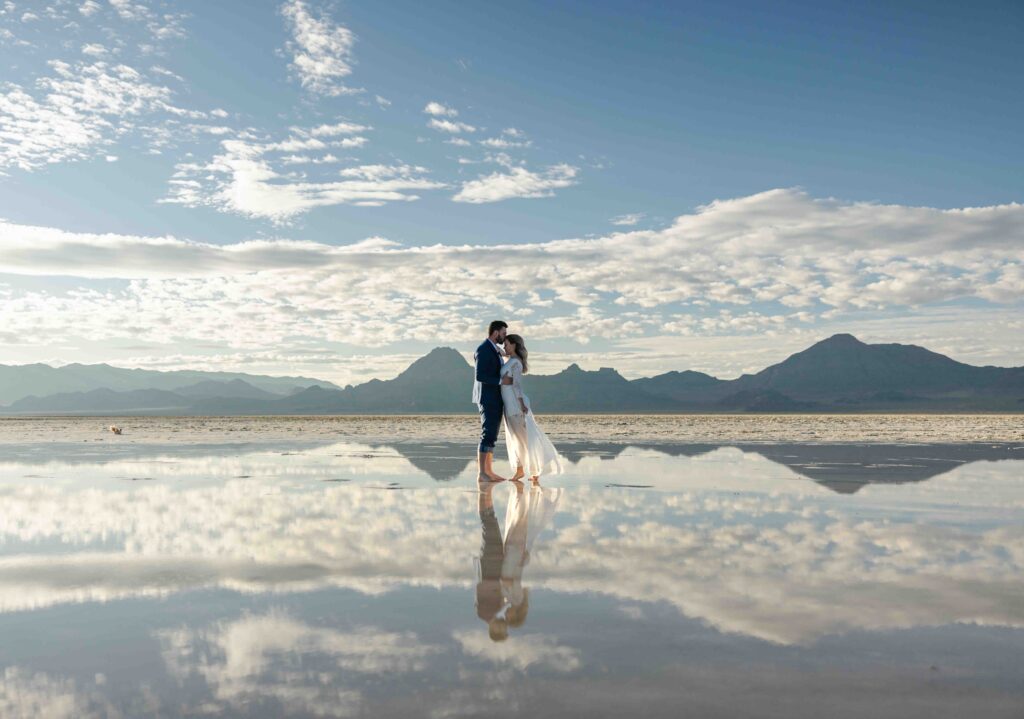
left=488, top=320, right=508, bottom=335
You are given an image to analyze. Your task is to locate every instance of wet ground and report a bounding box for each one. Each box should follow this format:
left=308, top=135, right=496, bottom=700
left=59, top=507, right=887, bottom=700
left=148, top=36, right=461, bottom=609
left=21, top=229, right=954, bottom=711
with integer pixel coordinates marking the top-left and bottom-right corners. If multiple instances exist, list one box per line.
left=0, top=420, right=1022, bottom=717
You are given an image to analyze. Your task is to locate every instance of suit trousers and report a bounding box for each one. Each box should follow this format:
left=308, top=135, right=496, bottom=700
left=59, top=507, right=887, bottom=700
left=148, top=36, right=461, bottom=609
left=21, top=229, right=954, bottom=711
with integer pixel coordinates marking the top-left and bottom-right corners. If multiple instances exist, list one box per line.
left=478, top=395, right=503, bottom=454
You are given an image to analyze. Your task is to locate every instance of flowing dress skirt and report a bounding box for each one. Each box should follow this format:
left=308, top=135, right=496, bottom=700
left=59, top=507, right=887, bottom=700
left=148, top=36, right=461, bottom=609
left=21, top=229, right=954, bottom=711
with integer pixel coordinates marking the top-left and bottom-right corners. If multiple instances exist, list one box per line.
left=501, top=386, right=562, bottom=477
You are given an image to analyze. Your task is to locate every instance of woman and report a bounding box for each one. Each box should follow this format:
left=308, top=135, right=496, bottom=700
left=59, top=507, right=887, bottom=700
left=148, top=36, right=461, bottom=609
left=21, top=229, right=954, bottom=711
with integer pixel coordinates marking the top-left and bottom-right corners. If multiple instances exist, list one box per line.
left=500, top=334, right=562, bottom=480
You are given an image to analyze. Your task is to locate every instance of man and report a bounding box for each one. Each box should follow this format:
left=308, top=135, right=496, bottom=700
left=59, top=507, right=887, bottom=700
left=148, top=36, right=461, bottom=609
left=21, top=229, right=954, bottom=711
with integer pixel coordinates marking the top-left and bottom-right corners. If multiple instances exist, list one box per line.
left=473, top=320, right=513, bottom=482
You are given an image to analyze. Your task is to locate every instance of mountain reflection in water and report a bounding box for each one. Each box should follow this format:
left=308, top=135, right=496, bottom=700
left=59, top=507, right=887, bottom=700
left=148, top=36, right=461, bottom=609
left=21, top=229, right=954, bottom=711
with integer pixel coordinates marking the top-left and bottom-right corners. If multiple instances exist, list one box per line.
left=0, top=437, right=1021, bottom=717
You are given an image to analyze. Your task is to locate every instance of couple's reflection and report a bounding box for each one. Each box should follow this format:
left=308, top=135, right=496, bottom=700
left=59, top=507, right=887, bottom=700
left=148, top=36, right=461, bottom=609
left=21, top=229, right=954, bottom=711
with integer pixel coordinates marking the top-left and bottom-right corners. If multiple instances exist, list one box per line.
left=475, top=480, right=562, bottom=641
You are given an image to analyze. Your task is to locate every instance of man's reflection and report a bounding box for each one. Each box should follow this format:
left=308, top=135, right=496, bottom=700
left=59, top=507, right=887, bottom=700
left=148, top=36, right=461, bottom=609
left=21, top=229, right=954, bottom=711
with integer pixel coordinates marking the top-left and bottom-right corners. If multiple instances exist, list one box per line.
left=475, top=480, right=562, bottom=641
left=476, top=481, right=507, bottom=641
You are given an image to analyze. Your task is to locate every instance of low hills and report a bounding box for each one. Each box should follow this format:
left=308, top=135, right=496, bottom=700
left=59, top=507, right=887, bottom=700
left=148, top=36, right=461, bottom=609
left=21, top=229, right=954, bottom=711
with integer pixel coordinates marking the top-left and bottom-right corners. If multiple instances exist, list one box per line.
left=2, top=335, right=1022, bottom=414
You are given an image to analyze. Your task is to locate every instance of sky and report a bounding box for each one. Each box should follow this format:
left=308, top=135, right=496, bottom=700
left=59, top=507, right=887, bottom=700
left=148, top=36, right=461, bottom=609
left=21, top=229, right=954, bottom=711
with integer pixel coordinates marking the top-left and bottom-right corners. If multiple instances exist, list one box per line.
left=0, top=0, right=1022, bottom=385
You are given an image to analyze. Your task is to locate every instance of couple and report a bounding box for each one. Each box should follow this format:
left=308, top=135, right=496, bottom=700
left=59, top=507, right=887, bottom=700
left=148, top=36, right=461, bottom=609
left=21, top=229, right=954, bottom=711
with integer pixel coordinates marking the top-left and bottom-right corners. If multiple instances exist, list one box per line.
left=472, top=320, right=562, bottom=483
left=475, top=477, right=563, bottom=641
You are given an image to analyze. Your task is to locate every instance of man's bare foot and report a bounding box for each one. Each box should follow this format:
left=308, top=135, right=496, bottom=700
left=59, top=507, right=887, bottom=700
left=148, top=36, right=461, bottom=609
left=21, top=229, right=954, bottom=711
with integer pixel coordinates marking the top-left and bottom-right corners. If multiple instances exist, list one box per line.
left=484, top=471, right=507, bottom=483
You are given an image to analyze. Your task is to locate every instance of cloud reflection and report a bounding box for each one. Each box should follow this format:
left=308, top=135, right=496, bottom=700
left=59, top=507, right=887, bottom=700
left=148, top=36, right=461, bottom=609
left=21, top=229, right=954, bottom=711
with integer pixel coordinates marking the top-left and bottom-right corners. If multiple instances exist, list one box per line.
left=157, top=611, right=440, bottom=716
left=0, top=445, right=1021, bottom=645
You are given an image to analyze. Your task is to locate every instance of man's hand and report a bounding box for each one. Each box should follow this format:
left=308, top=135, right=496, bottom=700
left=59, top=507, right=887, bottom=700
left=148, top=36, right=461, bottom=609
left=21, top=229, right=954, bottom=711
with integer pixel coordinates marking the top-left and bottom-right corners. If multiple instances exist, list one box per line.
left=501, top=376, right=513, bottom=385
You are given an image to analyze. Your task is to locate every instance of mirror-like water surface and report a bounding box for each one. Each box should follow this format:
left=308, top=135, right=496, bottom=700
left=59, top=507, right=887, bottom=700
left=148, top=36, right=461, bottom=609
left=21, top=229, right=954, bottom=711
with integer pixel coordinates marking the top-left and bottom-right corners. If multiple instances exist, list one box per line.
left=0, top=429, right=1022, bottom=717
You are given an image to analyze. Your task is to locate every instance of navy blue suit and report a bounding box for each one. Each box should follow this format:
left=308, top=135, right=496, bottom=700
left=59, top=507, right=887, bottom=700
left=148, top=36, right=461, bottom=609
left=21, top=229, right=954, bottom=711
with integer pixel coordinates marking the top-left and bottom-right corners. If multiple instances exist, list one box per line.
left=474, top=339, right=504, bottom=453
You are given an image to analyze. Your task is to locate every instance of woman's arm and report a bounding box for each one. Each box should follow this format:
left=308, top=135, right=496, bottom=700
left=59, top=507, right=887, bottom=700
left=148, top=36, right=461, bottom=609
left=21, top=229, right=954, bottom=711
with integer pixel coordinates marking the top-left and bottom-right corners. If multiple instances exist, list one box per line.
left=512, top=361, right=528, bottom=413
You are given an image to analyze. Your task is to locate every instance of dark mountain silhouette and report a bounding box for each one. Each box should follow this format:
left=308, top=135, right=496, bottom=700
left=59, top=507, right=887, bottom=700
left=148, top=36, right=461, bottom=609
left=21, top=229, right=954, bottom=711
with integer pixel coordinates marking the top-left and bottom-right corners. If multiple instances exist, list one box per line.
left=627, top=334, right=1024, bottom=410
left=714, top=389, right=820, bottom=412
left=7, top=388, right=190, bottom=413
left=630, top=370, right=724, bottom=402
left=527, top=364, right=679, bottom=412
left=0, top=362, right=337, bottom=406
left=2, top=335, right=1022, bottom=414
left=173, top=379, right=279, bottom=400
left=734, top=333, right=1024, bottom=402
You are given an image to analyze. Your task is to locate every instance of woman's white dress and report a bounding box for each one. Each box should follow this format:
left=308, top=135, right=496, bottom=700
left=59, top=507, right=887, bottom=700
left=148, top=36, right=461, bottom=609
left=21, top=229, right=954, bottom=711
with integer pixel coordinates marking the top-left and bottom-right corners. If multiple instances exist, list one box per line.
left=500, top=357, right=562, bottom=477
left=501, top=483, right=563, bottom=608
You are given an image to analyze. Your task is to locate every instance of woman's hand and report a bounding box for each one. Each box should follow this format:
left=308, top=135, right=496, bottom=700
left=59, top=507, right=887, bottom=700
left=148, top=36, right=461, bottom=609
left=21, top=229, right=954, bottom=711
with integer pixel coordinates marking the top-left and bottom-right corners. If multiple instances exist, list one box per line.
left=519, top=400, right=529, bottom=415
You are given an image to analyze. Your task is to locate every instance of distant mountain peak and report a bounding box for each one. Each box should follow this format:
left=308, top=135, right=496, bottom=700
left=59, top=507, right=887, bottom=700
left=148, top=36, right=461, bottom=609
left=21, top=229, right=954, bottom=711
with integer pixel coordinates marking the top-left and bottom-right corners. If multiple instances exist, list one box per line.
left=397, top=346, right=470, bottom=380
left=814, top=333, right=865, bottom=347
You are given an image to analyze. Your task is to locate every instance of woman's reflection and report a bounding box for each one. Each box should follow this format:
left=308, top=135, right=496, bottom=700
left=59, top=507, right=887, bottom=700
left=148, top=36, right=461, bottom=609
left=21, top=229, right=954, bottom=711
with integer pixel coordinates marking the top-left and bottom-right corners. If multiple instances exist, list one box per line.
left=475, top=479, right=562, bottom=641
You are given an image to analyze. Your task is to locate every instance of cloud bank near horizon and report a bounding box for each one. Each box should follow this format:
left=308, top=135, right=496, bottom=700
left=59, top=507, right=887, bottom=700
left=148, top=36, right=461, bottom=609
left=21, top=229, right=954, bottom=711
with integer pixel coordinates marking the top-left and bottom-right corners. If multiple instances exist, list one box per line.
left=0, top=188, right=1021, bottom=380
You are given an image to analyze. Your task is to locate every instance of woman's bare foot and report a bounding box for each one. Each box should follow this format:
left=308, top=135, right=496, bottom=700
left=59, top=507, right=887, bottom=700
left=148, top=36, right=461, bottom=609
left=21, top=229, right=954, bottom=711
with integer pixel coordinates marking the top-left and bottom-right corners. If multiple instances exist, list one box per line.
left=511, top=467, right=525, bottom=481
left=529, top=475, right=540, bottom=484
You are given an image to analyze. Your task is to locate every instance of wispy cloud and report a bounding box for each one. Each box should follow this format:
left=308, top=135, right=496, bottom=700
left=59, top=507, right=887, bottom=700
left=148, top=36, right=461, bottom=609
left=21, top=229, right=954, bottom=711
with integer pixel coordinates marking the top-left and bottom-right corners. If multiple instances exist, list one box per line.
left=427, top=118, right=476, bottom=134
left=2, top=190, right=1021, bottom=358
left=479, top=137, right=531, bottom=149
left=610, top=213, right=644, bottom=226
left=0, top=60, right=172, bottom=172
left=452, top=163, right=578, bottom=203
left=423, top=101, right=457, bottom=117
left=281, top=0, right=361, bottom=96
left=161, top=126, right=444, bottom=221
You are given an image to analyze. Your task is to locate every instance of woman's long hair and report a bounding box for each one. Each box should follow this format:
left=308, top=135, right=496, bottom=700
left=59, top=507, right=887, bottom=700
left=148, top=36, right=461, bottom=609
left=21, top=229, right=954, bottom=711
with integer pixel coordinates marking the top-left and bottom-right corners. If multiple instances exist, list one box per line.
left=506, top=334, right=528, bottom=373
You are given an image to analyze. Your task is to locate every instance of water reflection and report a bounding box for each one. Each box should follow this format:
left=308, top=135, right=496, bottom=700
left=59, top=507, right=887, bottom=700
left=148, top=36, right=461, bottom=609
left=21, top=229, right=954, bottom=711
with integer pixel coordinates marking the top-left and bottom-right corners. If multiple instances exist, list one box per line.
left=3, top=439, right=1018, bottom=490
left=476, top=481, right=562, bottom=641
left=0, top=439, right=1021, bottom=716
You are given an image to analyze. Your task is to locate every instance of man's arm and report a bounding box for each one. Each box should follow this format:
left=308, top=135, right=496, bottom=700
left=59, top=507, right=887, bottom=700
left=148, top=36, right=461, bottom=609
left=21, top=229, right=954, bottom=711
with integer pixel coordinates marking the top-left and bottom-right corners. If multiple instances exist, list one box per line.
left=475, top=348, right=501, bottom=386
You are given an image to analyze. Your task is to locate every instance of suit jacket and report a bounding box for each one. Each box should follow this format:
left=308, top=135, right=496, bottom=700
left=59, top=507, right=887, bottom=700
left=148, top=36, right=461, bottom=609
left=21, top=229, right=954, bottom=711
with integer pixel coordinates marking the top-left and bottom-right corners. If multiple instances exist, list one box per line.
left=472, top=339, right=503, bottom=406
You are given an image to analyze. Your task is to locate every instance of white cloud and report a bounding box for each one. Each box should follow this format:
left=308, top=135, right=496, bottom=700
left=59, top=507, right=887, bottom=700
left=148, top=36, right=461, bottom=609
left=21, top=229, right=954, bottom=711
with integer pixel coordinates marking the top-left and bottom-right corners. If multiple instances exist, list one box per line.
left=0, top=667, right=111, bottom=719
left=160, top=128, right=443, bottom=221
left=452, top=163, right=578, bottom=203
left=105, top=0, right=187, bottom=41
left=0, top=61, right=172, bottom=171
left=155, top=611, right=440, bottom=715
left=428, top=118, right=476, bottom=134
left=478, top=137, right=531, bottom=149
left=423, top=101, right=457, bottom=117
left=610, top=213, right=644, bottom=226
left=281, top=0, right=361, bottom=96
left=0, top=190, right=1021, bottom=361
left=81, top=42, right=107, bottom=56
left=280, top=152, right=343, bottom=165
left=79, top=1, right=101, bottom=17
left=453, top=630, right=582, bottom=671
left=445, top=137, right=471, bottom=147
left=307, top=121, right=370, bottom=136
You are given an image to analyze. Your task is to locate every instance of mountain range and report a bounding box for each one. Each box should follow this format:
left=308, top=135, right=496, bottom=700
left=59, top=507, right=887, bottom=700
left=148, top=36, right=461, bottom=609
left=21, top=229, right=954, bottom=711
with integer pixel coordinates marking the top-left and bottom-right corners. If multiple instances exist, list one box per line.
left=0, top=363, right=338, bottom=407
left=2, top=334, right=1022, bottom=414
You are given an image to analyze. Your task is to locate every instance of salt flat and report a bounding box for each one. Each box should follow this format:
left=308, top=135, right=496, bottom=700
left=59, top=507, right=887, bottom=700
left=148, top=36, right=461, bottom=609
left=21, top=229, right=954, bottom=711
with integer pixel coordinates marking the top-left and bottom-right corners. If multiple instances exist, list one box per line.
left=1, top=413, right=1022, bottom=445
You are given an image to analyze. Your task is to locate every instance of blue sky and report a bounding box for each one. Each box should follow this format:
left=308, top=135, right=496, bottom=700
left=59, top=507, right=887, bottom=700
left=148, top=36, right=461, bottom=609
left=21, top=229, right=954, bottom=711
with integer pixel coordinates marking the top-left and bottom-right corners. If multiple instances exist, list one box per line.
left=0, top=0, right=1022, bottom=384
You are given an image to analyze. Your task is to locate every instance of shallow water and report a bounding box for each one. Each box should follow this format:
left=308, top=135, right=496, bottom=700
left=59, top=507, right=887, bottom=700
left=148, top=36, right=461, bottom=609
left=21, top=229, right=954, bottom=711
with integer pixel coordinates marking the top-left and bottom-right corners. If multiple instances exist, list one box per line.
left=0, top=424, right=1022, bottom=717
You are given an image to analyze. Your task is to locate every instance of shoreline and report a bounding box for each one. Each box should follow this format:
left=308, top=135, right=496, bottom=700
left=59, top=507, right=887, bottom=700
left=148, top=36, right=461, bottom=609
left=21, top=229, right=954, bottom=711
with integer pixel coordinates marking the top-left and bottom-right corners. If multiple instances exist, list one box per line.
left=1, top=414, right=1021, bottom=445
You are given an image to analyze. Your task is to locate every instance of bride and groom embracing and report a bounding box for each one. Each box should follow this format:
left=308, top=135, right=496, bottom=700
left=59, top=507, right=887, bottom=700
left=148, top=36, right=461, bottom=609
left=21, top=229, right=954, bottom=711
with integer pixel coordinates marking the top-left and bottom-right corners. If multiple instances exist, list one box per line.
left=472, top=320, right=562, bottom=483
